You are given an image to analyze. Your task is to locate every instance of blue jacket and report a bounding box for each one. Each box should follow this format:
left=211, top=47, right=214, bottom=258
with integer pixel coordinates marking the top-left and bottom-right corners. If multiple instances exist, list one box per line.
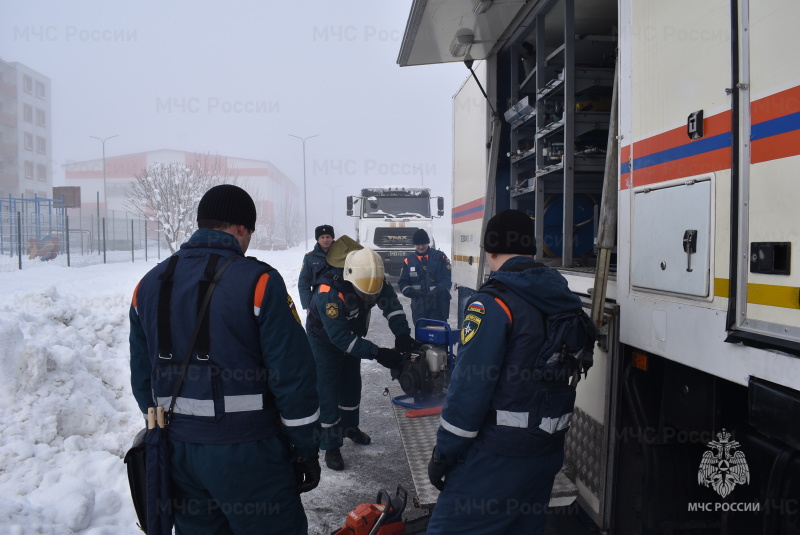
left=435, top=256, right=583, bottom=460
left=397, top=247, right=452, bottom=297
left=130, top=229, right=321, bottom=458
left=306, top=266, right=410, bottom=359
left=298, top=243, right=329, bottom=309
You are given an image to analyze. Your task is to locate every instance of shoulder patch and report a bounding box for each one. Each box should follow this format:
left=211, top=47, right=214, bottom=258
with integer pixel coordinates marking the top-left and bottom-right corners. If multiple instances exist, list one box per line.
left=467, top=301, right=485, bottom=314
left=287, top=295, right=302, bottom=324
left=325, top=302, right=339, bottom=319
left=461, top=313, right=483, bottom=345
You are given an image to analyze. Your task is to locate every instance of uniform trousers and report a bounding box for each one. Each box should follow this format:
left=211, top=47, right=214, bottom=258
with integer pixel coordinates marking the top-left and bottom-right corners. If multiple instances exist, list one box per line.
left=308, top=335, right=363, bottom=451
left=170, top=438, right=308, bottom=535
left=426, top=446, right=564, bottom=535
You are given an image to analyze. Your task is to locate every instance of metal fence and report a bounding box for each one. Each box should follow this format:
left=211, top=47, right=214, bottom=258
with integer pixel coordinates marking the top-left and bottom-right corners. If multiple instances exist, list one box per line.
left=0, top=196, right=169, bottom=271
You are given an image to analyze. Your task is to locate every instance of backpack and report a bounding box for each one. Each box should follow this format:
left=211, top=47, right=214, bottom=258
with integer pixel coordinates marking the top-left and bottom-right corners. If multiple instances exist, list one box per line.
left=481, top=280, right=597, bottom=387
left=538, top=309, right=597, bottom=386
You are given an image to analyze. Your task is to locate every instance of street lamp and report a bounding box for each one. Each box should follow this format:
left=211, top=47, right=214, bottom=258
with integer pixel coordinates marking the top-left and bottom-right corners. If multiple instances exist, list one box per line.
left=89, top=134, right=119, bottom=218
left=288, top=134, right=318, bottom=249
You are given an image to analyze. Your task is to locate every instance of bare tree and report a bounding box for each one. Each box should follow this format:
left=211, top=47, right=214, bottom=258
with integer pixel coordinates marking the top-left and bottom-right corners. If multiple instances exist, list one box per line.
left=279, top=196, right=302, bottom=247
left=253, top=200, right=277, bottom=250
left=125, top=154, right=237, bottom=253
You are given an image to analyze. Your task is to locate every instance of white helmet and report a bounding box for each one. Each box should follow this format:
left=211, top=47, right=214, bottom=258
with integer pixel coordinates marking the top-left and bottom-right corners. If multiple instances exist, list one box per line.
left=344, top=248, right=385, bottom=295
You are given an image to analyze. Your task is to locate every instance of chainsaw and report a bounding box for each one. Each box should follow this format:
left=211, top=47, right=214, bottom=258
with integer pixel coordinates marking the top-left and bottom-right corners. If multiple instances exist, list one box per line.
left=332, top=485, right=430, bottom=535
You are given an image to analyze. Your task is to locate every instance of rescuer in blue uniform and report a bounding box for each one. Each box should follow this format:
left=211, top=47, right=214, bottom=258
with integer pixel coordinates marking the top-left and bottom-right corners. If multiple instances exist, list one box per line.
left=426, top=209, right=587, bottom=535
left=129, top=185, right=321, bottom=535
left=306, top=235, right=415, bottom=471
left=397, top=229, right=452, bottom=325
left=298, top=224, right=335, bottom=310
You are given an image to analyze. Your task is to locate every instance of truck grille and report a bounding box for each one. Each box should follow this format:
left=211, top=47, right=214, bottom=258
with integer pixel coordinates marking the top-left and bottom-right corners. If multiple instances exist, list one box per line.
left=373, top=227, right=418, bottom=247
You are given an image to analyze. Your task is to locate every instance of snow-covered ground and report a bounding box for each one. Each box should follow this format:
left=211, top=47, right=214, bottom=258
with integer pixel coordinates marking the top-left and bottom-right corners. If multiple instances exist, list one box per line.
left=0, top=242, right=439, bottom=535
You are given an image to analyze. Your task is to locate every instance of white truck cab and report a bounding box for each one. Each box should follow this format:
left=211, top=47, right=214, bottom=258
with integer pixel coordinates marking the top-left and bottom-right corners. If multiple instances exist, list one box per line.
left=346, top=186, right=444, bottom=276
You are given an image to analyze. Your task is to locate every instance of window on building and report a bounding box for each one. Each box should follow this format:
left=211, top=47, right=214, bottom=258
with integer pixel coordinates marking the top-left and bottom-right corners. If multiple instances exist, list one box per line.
left=36, top=136, right=46, bottom=155
left=23, top=104, right=33, bottom=123
left=24, top=132, right=33, bottom=151
left=35, top=81, right=46, bottom=99
left=36, top=108, right=45, bottom=127
left=24, top=160, right=33, bottom=179
left=37, top=163, right=47, bottom=181
left=23, top=75, right=32, bottom=93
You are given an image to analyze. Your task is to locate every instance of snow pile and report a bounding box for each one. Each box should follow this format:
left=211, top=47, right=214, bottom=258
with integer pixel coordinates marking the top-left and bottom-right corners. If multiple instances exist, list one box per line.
left=0, top=263, right=151, bottom=534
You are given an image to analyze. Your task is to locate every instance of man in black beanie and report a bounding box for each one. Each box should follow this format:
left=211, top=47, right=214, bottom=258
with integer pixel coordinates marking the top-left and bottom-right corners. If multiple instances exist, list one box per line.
left=298, top=224, right=335, bottom=311
left=129, top=184, right=321, bottom=534
left=398, top=228, right=452, bottom=324
left=426, top=209, right=595, bottom=535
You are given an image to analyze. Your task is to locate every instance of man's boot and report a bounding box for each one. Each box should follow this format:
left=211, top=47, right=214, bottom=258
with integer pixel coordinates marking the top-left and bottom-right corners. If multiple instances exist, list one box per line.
left=346, top=427, right=372, bottom=445
left=325, top=448, right=344, bottom=471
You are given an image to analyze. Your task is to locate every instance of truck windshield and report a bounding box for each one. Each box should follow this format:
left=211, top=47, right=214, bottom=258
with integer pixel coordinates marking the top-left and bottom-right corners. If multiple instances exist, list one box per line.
left=363, top=196, right=431, bottom=218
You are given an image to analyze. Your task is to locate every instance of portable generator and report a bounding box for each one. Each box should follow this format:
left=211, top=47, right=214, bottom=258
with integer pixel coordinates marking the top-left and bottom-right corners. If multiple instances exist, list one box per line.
left=390, top=320, right=455, bottom=410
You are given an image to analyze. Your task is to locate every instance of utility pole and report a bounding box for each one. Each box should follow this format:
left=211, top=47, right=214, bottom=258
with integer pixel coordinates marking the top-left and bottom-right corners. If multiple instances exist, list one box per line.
left=89, top=134, right=119, bottom=218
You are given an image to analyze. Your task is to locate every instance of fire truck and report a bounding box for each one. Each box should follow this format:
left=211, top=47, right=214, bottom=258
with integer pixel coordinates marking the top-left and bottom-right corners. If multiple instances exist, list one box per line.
left=397, top=0, right=800, bottom=533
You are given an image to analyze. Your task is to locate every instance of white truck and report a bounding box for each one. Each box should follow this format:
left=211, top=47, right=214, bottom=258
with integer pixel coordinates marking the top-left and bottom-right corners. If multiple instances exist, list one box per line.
left=346, top=186, right=444, bottom=276
left=398, top=1, right=800, bottom=533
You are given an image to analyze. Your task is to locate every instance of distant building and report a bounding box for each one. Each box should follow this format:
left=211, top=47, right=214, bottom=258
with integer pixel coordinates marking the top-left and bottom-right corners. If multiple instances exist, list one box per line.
left=62, top=149, right=300, bottom=222
left=0, top=58, right=53, bottom=199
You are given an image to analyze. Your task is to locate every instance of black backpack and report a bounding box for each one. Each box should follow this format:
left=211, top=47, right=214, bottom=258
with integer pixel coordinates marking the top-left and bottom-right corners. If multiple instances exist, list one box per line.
left=537, top=308, right=597, bottom=386
left=481, top=279, right=597, bottom=387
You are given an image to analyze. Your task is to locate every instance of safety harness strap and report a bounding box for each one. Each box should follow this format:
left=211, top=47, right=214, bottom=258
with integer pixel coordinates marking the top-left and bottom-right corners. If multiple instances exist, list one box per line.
left=156, top=255, right=180, bottom=359
left=195, top=254, right=222, bottom=358
left=165, top=254, right=240, bottom=426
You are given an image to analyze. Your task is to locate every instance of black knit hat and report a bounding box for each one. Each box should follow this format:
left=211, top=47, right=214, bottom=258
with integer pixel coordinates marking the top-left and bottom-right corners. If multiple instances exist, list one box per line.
left=315, top=225, right=335, bottom=240
left=197, top=185, right=257, bottom=232
left=412, top=229, right=430, bottom=245
left=483, top=209, right=536, bottom=255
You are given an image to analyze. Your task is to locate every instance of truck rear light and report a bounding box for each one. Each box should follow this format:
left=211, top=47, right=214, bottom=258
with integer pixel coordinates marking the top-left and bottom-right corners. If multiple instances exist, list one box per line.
left=632, top=351, right=648, bottom=372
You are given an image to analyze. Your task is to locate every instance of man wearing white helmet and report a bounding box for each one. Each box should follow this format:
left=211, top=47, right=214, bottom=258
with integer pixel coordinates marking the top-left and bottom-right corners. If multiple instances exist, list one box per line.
left=305, top=235, right=415, bottom=471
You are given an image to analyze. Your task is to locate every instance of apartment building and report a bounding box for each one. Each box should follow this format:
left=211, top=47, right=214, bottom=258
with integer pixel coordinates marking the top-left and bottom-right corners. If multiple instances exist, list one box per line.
left=0, top=58, right=52, bottom=199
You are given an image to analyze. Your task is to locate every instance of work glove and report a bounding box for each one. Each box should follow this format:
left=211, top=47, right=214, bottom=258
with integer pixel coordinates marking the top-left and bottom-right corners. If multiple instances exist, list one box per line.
left=294, top=455, right=322, bottom=494
left=401, top=287, right=415, bottom=298
left=427, top=448, right=450, bottom=491
left=395, top=333, right=416, bottom=352
left=376, top=347, right=404, bottom=369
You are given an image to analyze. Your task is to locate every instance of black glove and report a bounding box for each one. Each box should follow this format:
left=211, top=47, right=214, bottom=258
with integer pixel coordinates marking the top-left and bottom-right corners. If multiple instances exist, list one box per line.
left=395, top=333, right=416, bottom=352
left=294, top=456, right=321, bottom=494
left=401, top=287, right=415, bottom=298
left=427, top=448, right=450, bottom=491
left=376, top=347, right=404, bottom=369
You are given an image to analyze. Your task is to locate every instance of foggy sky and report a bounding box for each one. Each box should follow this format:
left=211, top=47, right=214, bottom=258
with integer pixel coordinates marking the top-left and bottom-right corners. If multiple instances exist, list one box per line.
left=1, top=1, right=468, bottom=238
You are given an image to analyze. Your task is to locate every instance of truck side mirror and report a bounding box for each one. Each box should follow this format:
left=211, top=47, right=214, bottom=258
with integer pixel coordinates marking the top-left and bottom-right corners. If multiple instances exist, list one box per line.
left=346, top=196, right=354, bottom=216
left=437, top=197, right=444, bottom=217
